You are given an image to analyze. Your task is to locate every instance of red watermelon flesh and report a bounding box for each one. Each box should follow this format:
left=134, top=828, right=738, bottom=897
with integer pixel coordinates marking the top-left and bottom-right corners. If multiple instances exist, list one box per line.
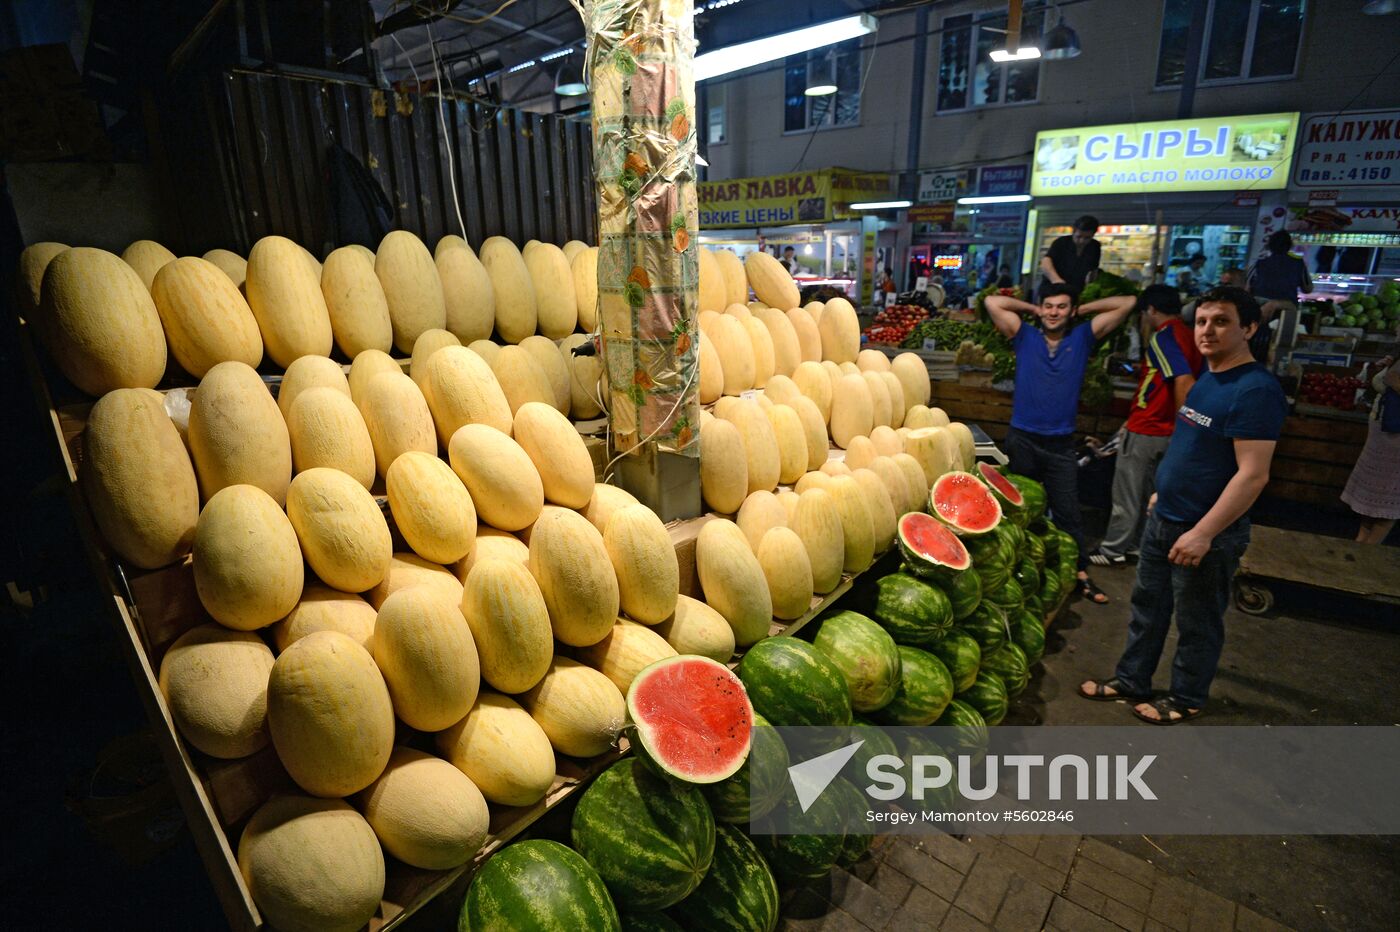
left=931, top=471, right=1002, bottom=536
left=627, top=655, right=753, bottom=784
left=978, top=463, right=1024, bottom=509
left=897, top=513, right=972, bottom=574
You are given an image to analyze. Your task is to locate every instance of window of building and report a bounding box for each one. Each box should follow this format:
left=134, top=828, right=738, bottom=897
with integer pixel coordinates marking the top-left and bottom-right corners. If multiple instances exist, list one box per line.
left=707, top=87, right=727, bottom=145
left=1155, top=0, right=1306, bottom=88
left=783, top=39, right=862, bottom=133
left=937, top=11, right=1042, bottom=112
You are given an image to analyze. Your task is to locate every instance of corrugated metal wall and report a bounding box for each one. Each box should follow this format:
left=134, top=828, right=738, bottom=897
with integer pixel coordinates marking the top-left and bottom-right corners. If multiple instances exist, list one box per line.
left=162, top=69, right=596, bottom=256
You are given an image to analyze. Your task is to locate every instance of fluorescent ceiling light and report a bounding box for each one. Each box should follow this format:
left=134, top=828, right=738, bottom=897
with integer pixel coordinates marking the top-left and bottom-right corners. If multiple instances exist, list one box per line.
left=804, top=83, right=837, bottom=96
left=507, top=59, right=537, bottom=74
left=989, top=47, right=1041, bottom=62
left=851, top=200, right=912, bottom=210
left=957, top=194, right=1032, bottom=204
left=695, top=14, right=877, bottom=82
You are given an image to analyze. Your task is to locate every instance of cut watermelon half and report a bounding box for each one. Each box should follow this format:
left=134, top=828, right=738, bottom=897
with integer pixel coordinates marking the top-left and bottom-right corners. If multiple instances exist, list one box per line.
left=897, top=512, right=972, bottom=582
left=627, top=654, right=753, bottom=784
left=978, top=463, right=1024, bottom=510
left=930, top=470, right=1002, bottom=536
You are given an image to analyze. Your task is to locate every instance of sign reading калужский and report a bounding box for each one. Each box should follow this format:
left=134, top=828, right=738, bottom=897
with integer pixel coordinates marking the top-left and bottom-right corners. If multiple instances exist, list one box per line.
left=1031, top=113, right=1299, bottom=197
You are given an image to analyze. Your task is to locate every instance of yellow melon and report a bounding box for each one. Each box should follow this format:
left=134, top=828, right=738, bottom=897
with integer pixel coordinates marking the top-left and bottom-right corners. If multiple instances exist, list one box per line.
left=891, top=352, right=931, bottom=410
left=448, top=424, right=544, bottom=531
left=287, top=387, right=376, bottom=490
left=371, top=587, right=480, bottom=731
left=575, top=621, right=678, bottom=693
left=870, top=424, right=903, bottom=456
left=861, top=370, right=893, bottom=428
left=267, top=631, right=394, bottom=797
left=582, top=483, right=640, bottom=535
left=245, top=235, right=334, bottom=367
left=16, top=241, right=67, bottom=319
left=367, top=552, right=463, bottom=610
left=845, top=434, right=879, bottom=470
left=467, top=339, right=500, bottom=367
left=491, top=344, right=555, bottom=415
left=322, top=246, right=394, bottom=357
left=786, top=395, right=830, bottom=472
left=765, top=403, right=807, bottom=485
left=603, top=504, right=679, bottom=624
left=459, top=558, right=553, bottom=694
left=193, top=485, right=303, bottom=630
left=526, top=506, right=619, bottom=647
left=238, top=795, right=384, bottom=932
left=743, top=316, right=776, bottom=389
left=286, top=467, right=392, bottom=593
left=712, top=248, right=748, bottom=306
left=757, top=526, right=814, bottom=620
left=857, top=349, right=891, bottom=372
left=410, top=329, right=461, bottom=388
left=756, top=307, right=801, bottom=377
left=272, top=583, right=377, bottom=652
left=744, top=251, right=798, bottom=309
left=697, top=247, right=725, bottom=312
left=695, top=519, right=772, bottom=646
left=572, top=246, right=599, bottom=332
left=905, top=426, right=959, bottom=486
left=869, top=455, right=916, bottom=519
left=159, top=623, right=275, bottom=758
left=828, top=475, right=875, bottom=573
left=436, top=691, right=555, bottom=806
left=357, top=747, right=488, bottom=870
left=795, top=469, right=834, bottom=495
left=727, top=302, right=754, bottom=321
left=454, top=528, right=529, bottom=582
left=512, top=402, right=594, bottom=508
left=785, top=308, right=822, bottom=363
left=386, top=451, right=477, bottom=564
left=560, top=333, right=604, bottom=419
left=360, top=370, right=437, bottom=477
left=878, top=371, right=907, bottom=428
left=480, top=237, right=537, bottom=343
left=562, top=240, right=589, bottom=263
left=37, top=247, right=166, bottom=395
left=719, top=399, right=780, bottom=494
left=653, top=595, right=736, bottom=663
left=762, top=374, right=800, bottom=406
left=708, top=313, right=755, bottom=395
left=893, top=451, right=931, bottom=503
left=736, top=490, right=788, bottom=552
left=793, top=487, right=845, bottom=594
left=818, top=297, right=860, bottom=364
left=278, top=355, right=351, bottom=418
left=518, top=335, right=570, bottom=413
left=520, top=657, right=626, bottom=758
left=422, top=345, right=513, bottom=443
left=121, top=239, right=177, bottom=291
left=852, top=467, right=897, bottom=553
left=791, top=360, right=832, bottom=422
left=348, top=349, right=401, bottom=408
left=188, top=360, right=292, bottom=504
left=821, top=460, right=852, bottom=477
left=435, top=239, right=495, bottom=342
left=82, top=388, right=198, bottom=569
left=829, top=373, right=874, bottom=449
left=698, top=331, right=725, bottom=404
left=151, top=257, right=262, bottom=376
left=699, top=417, right=747, bottom=515
left=376, top=230, right=447, bottom=353
left=524, top=243, right=578, bottom=339
left=203, top=248, right=247, bottom=288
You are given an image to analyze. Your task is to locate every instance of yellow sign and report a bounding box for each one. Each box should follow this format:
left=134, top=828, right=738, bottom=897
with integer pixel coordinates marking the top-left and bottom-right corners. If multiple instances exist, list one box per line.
left=1031, top=112, right=1300, bottom=196
left=698, top=169, right=892, bottom=228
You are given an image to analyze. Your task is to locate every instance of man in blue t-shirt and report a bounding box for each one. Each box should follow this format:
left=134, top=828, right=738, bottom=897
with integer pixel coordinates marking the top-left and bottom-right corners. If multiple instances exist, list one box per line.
left=1079, top=286, right=1287, bottom=724
left=985, top=285, right=1136, bottom=604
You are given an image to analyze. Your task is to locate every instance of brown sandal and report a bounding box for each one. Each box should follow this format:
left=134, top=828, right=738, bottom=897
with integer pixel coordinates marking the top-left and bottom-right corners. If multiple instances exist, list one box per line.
left=1079, top=677, right=1149, bottom=702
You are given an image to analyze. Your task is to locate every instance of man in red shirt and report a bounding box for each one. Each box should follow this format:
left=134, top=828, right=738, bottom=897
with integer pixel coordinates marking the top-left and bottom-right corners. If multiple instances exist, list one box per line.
left=1089, top=285, right=1204, bottom=566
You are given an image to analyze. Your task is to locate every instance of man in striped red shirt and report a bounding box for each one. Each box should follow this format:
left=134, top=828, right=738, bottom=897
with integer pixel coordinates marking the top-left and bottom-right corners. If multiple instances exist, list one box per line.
left=1089, top=285, right=1204, bottom=566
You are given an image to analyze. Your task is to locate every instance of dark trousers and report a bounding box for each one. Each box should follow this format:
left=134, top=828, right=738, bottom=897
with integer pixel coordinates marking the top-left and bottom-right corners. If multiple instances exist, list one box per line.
left=1004, top=426, right=1087, bottom=572
left=1113, top=512, right=1250, bottom=708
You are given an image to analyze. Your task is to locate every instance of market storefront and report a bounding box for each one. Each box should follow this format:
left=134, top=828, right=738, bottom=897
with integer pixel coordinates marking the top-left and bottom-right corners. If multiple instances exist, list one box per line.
left=907, top=165, right=1030, bottom=308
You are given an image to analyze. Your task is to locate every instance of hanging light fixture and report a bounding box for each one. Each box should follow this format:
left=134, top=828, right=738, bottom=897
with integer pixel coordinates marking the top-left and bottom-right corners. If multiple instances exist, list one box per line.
left=805, top=48, right=838, bottom=96
left=554, top=60, right=587, bottom=96
left=989, top=0, right=1041, bottom=62
left=1041, top=4, right=1082, bottom=59
left=1362, top=0, right=1399, bottom=13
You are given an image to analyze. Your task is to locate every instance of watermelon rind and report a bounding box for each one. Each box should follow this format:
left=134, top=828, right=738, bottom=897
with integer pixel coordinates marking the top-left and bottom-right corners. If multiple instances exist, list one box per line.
left=871, top=572, right=954, bottom=647
left=957, top=671, right=1010, bottom=726
left=959, top=603, right=1009, bottom=653
left=1014, top=558, right=1041, bottom=595
left=627, top=654, right=753, bottom=785
left=737, top=637, right=854, bottom=729
left=752, top=786, right=846, bottom=884
left=845, top=717, right=901, bottom=786
left=987, top=575, right=1024, bottom=611
left=571, top=760, right=716, bottom=911
left=896, top=512, right=972, bottom=582
left=668, top=825, right=779, bottom=932
left=935, top=568, right=982, bottom=621
left=933, top=698, right=990, bottom=758
left=459, top=839, right=621, bottom=932
left=899, top=732, right=958, bottom=815
left=977, top=463, right=1025, bottom=510
left=929, top=471, right=1003, bottom=536
left=1006, top=473, right=1047, bottom=522
left=829, top=777, right=874, bottom=867
left=702, top=712, right=789, bottom=824
left=869, top=645, right=954, bottom=726
left=929, top=629, right=982, bottom=693
left=812, top=611, right=903, bottom=713
left=980, top=643, right=1030, bottom=698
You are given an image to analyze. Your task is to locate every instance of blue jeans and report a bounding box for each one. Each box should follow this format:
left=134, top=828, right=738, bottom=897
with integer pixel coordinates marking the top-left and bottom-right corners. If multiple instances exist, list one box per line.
left=1113, top=512, right=1251, bottom=708
left=1004, top=427, right=1088, bottom=572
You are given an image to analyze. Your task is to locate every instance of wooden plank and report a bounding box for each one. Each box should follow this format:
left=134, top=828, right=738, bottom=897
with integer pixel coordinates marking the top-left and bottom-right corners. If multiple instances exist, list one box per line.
left=1238, top=525, right=1400, bottom=602
left=1279, top=415, right=1369, bottom=443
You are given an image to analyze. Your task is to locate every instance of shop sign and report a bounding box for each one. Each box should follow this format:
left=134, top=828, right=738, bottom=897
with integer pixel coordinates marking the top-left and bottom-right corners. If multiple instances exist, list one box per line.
left=861, top=229, right=877, bottom=304
left=907, top=203, right=956, bottom=225
left=916, top=170, right=970, bottom=203
left=698, top=169, right=892, bottom=228
left=1233, top=192, right=1261, bottom=207
left=1284, top=205, right=1400, bottom=234
left=978, top=164, right=1028, bottom=197
left=1293, top=109, right=1400, bottom=188
left=973, top=205, right=1025, bottom=238
left=1030, top=112, right=1299, bottom=196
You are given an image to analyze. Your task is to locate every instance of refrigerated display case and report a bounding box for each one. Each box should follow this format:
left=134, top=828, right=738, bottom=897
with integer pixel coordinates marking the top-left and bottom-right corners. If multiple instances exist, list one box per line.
left=1164, top=223, right=1252, bottom=288
left=1037, top=223, right=1163, bottom=284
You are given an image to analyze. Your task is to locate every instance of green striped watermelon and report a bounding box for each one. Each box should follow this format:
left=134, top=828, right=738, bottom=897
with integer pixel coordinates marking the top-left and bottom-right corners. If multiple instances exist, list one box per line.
left=974, top=561, right=1011, bottom=595
left=957, top=671, right=1009, bottom=726
left=1006, top=473, right=1047, bottom=522
left=987, top=575, right=1023, bottom=610
left=929, top=629, right=981, bottom=693
left=871, top=572, right=953, bottom=647
left=1025, top=534, right=1045, bottom=569
left=668, top=825, right=779, bottom=932
left=1014, top=559, right=1041, bottom=595
left=830, top=777, right=873, bottom=866
left=622, top=913, right=684, bottom=932
left=959, top=603, right=1008, bottom=653
left=1038, top=568, right=1061, bottom=608
left=900, top=732, right=958, bottom=814
left=933, top=698, right=989, bottom=758
left=980, top=643, right=1029, bottom=697
left=1023, top=594, right=1044, bottom=622
left=846, top=718, right=901, bottom=786
left=753, top=787, right=845, bottom=884
left=571, top=760, right=715, bottom=911
left=812, top=611, right=903, bottom=713
left=459, top=839, right=620, bottom=932
left=869, top=646, right=954, bottom=727
left=702, top=713, right=789, bottom=824
left=737, top=637, right=853, bottom=729
left=1010, top=609, right=1045, bottom=663
left=1040, top=523, right=1061, bottom=563
left=935, top=567, right=982, bottom=621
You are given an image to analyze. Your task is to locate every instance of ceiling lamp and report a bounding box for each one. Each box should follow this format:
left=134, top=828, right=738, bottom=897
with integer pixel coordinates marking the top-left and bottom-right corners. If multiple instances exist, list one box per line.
left=1041, top=9, right=1082, bottom=59
left=695, top=14, right=877, bottom=81
left=1362, top=0, right=1399, bottom=12
left=851, top=200, right=912, bottom=210
left=805, top=49, right=838, bottom=96
left=989, top=0, right=1041, bottom=62
left=554, top=61, right=587, bottom=96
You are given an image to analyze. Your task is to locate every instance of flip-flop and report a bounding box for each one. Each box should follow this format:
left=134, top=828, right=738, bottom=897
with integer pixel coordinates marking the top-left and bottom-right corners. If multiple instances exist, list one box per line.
left=1078, top=677, right=1150, bottom=702
left=1132, top=696, right=1203, bottom=725
left=1077, top=575, right=1110, bottom=604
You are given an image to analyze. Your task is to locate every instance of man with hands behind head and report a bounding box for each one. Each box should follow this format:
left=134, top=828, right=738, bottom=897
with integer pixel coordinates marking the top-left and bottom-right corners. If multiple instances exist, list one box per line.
left=984, top=285, right=1136, bottom=605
